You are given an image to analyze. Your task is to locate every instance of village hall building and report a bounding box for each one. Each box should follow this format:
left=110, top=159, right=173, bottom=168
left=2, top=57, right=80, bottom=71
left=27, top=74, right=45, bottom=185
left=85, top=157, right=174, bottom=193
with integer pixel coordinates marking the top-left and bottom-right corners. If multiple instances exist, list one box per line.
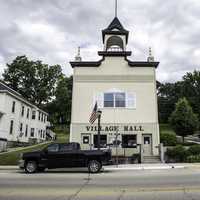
left=70, top=16, right=160, bottom=158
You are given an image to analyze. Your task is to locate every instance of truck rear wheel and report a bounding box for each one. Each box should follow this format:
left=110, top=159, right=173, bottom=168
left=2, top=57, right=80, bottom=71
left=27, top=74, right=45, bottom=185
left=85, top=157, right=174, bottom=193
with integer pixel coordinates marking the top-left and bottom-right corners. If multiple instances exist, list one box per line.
left=25, top=161, right=37, bottom=173
left=88, top=160, right=101, bottom=173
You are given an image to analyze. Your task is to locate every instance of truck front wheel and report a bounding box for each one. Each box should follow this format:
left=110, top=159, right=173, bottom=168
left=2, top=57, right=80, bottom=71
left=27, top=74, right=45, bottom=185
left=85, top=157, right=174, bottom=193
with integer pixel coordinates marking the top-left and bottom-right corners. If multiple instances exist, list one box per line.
left=88, top=160, right=102, bottom=173
left=25, top=161, right=37, bottom=173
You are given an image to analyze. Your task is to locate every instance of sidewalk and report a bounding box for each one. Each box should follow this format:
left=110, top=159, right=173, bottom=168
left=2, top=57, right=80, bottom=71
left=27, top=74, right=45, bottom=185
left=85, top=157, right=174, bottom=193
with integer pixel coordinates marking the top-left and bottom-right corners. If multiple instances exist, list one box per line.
left=104, top=163, right=185, bottom=171
left=1, top=163, right=200, bottom=171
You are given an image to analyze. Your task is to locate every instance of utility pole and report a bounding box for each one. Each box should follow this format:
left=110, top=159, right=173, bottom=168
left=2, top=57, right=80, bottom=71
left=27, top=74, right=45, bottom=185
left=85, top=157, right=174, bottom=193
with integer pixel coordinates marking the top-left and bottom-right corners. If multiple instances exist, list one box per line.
left=97, top=110, right=102, bottom=150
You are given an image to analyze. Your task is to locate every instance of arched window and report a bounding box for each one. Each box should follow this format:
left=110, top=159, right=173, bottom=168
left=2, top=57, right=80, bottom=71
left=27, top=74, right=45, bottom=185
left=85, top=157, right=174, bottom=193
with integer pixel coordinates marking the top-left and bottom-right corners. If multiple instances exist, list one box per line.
left=106, top=36, right=124, bottom=51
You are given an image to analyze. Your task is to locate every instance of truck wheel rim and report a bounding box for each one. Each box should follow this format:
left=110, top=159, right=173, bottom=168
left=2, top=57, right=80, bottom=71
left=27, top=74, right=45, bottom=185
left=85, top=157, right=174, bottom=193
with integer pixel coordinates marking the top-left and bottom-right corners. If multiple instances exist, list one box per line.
left=26, top=163, right=35, bottom=173
left=90, top=162, right=99, bottom=172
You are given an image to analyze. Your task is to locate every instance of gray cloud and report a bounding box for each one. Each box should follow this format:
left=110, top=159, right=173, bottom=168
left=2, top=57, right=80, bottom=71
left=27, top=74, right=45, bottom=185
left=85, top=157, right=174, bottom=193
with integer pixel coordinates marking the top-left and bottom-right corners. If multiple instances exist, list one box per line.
left=0, top=0, right=199, bottom=82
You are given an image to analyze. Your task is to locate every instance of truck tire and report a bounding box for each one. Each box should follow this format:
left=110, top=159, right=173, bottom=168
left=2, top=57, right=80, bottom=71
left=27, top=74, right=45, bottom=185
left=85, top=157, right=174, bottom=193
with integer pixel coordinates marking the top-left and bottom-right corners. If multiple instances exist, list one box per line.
left=88, top=160, right=102, bottom=173
left=25, top=161, right=37, bottom=173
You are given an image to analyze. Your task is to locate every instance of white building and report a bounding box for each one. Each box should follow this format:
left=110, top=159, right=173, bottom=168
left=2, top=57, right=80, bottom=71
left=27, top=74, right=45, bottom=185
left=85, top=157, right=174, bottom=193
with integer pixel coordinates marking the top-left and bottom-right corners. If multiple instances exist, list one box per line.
left=70, top=17, right=160, bottom=159
left=0, top=81, right=52, bottom=147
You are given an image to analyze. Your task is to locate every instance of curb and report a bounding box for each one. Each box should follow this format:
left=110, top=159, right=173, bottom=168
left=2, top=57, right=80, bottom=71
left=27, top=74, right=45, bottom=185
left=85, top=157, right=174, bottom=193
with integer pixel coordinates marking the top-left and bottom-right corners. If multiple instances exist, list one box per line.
left=104, top=165, right=185, bottom=171
left=0, top=166, right=18, bottom=170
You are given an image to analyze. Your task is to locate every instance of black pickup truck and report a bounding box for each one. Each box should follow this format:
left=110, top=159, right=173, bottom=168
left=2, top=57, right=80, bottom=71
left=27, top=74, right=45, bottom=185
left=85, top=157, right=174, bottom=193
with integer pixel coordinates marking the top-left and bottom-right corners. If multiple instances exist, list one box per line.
left=19, top=142, right=112, bottom=173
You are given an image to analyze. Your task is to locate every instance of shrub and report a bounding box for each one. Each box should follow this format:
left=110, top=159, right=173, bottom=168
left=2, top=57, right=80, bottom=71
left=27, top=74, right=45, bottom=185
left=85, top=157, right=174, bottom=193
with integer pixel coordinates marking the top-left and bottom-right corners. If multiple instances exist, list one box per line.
left=160, top=132, right=177, bottom=146
left=166, top=145, right=188, bottom=162
left=186, top=155, right=200, bottom=163
left=188, top=145, right=200, bottom=155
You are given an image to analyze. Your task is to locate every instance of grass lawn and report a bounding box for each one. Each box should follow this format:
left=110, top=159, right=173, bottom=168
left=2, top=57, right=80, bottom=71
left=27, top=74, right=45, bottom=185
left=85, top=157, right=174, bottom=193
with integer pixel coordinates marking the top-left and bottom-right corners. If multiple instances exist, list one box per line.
left=0, top=142, right=51, bottom=165
left=0, top=129, right=69, bottom=165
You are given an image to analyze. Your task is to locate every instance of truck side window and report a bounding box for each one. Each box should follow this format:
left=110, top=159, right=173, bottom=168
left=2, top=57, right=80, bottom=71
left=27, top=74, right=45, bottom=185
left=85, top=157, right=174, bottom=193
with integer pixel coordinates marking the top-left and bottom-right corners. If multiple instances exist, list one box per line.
left=59, top=144, right=73, bottom=152
left=47, top=144, right=59, bottom=152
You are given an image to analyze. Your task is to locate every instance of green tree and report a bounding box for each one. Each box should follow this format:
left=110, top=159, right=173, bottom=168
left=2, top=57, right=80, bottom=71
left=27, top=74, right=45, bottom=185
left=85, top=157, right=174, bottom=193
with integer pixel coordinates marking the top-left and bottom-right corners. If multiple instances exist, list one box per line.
left=3, top=55, right=63, bottom=105
left=182, top=70, right=200, bottom=118
left=55, top=76, right=73, bottom=126
left=169, top=97, right=199, bottom=142
left=157, top=82, right=183, bottom=123
left=44, top=76, right=73, bottom=127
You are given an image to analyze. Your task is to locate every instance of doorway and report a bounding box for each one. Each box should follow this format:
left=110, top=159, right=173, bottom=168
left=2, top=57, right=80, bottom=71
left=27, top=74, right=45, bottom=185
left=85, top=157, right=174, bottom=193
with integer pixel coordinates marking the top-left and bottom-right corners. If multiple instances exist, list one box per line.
left=142, top=134, right=152, bottom=156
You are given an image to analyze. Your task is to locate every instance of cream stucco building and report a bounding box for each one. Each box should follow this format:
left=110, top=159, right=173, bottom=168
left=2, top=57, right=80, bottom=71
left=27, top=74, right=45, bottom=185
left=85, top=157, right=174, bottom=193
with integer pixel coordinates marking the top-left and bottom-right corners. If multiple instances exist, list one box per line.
left=70, top=17, right=160, bottom=159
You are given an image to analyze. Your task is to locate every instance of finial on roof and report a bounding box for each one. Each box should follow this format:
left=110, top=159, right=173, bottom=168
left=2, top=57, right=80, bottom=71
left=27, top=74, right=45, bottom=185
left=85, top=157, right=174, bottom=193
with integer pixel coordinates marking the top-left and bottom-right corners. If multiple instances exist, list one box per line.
left=115, top=0, right=118, bottom=17
left=75, top=46, right=82, bottom=61
left=147, top=47, right=154, bottom=62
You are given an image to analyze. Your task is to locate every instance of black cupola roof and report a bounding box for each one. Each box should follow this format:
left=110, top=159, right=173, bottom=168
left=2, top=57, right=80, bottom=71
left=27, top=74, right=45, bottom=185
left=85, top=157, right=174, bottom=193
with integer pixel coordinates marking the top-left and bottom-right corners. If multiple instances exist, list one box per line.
left=102, top=17, right=129, bottom=43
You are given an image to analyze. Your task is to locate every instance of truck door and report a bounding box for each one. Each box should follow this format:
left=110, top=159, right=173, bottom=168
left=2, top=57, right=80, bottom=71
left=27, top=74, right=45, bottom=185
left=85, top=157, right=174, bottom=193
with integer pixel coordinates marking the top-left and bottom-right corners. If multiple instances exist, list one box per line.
left=46, top=144, right=61, bottom=168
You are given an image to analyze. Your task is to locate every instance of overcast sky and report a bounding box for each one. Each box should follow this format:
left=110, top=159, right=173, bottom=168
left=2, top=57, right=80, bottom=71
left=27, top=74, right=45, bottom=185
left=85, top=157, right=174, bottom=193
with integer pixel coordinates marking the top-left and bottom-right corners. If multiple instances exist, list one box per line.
left=0, top=0, right=200, bottom=82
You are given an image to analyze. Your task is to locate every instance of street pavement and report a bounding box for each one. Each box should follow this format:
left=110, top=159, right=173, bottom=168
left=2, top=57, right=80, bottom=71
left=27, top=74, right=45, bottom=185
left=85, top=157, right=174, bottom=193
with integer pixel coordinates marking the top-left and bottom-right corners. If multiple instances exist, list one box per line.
left=0, top=166, right=200, bottom=200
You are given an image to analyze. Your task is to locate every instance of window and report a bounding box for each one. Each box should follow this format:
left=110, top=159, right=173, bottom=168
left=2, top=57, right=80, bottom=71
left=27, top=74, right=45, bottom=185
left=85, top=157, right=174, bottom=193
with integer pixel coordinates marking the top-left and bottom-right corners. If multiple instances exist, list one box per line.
left=83, top=136, right=90, bottom=144
left=104, top=93, right=114, bottom=107
left=101, top=91, right=136, bottom=109
left=43, top=130, right=46, bottom=138
left=21, top=106, right=24, bottom=117
left=144, top=136, right=150, bottom=145
left=44, top=115, right=46, bottom=123
left=93, top=135, right=107, bottom=148
left=47, top=144, right=59, bottom=152
left=32, top=110, right=36, bottom=120
left=25, top=125, right=28, bottom=137
left=30, top=128, right=35, bottom=137
left=122, top=135, right=137, bottom=148
left=104, top=92, right=125, bottom=108
left=27, top=108, right=29, bottom=119
left=12, top=101, right=15, bottom=113
left=20, top=123, right=23, bottom=132
left=9, top=120, right=14, bottom=134
left=59, top=144, right=74, bottom=151
left=38, top=112, right=40, bottom=121
left=115, top=93, right=125, bottom=107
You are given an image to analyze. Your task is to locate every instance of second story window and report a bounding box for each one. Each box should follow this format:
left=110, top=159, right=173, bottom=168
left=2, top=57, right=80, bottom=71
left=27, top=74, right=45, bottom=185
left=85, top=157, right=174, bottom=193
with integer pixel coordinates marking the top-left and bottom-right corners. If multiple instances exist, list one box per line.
left=21, top=106, right=25, bottom=117
left=9, top=120, right=14, bottom=134
left=32, top=110, right=36, bottom=120
left=27, top=108, right=29, bottom=119
left=12, top=101, right=15, bottom=113
left=104, top=92, right=125, bottom=108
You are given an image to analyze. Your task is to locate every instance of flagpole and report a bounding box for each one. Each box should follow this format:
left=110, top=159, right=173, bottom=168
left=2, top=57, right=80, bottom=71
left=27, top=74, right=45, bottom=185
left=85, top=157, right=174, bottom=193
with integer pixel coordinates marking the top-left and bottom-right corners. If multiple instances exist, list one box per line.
left=97, top=110, right=102, bottom=150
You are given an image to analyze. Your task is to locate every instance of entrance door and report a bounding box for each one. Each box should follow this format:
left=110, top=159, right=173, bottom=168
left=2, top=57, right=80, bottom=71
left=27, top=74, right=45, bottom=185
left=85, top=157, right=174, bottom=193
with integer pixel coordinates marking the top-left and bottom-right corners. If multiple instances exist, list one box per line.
left=142, top=134, right=152, bottom=156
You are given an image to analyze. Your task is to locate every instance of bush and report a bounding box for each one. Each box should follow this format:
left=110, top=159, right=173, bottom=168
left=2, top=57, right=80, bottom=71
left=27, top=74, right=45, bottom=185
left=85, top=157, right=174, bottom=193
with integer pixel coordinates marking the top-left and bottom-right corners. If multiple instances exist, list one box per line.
left=166, top=145, right=188, bottom=162
left=188, top=145, right=200, bottom=155
left=160, top=132, right=177, bottom=146
left=186, top=155, right=200, bottom=163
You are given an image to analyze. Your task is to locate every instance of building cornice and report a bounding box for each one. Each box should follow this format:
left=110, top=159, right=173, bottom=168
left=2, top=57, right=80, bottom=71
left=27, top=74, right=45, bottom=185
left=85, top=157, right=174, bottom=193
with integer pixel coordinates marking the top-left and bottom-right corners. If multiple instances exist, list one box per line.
left=98, top=51, right=132, bottom=57
left=70, top=55, right=159, bottom=68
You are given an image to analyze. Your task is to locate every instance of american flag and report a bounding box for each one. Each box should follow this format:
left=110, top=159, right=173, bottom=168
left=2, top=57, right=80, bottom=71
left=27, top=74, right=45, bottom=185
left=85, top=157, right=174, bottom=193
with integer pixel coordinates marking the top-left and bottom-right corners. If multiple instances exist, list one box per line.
left=89, top=102, right=98, bottom=124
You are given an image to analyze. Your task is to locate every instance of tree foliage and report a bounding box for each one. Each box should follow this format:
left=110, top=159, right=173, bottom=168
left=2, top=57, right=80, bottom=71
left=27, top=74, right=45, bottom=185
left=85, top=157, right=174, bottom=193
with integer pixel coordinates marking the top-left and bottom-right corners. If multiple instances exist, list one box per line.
left=3, top=55, right=63, bottom=105
left=44, top=76, right=73, bottom=127
left=169, top=97, right=199, bottom=142
left=158, top=70, right=200, bottom=123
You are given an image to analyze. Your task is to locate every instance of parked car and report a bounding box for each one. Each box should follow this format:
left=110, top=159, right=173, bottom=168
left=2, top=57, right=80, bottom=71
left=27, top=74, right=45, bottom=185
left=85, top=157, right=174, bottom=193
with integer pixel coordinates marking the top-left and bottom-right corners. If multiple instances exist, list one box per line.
left=19, top=142, right=112, bottom=173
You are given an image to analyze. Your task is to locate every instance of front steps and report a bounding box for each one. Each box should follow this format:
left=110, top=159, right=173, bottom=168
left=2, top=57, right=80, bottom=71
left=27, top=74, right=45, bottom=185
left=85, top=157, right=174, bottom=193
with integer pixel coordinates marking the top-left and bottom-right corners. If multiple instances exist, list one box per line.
left=143, top=155, right=161, bottom=163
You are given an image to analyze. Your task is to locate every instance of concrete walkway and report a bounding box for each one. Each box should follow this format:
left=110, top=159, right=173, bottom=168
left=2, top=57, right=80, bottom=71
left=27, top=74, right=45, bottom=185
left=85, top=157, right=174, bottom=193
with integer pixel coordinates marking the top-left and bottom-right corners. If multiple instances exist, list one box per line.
left=1, top=163, right=200, bottom=171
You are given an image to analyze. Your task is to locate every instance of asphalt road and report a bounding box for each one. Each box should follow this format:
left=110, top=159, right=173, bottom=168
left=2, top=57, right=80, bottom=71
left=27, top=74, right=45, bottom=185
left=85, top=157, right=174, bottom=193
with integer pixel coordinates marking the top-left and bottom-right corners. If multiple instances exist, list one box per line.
left=0, top=167, right=200, bottom=200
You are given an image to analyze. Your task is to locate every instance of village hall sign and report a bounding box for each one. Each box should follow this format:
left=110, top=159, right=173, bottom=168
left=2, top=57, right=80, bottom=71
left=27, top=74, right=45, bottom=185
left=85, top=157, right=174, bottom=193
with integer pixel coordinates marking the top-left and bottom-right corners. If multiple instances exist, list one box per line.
left=86, top=125, right=144, bottom=132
